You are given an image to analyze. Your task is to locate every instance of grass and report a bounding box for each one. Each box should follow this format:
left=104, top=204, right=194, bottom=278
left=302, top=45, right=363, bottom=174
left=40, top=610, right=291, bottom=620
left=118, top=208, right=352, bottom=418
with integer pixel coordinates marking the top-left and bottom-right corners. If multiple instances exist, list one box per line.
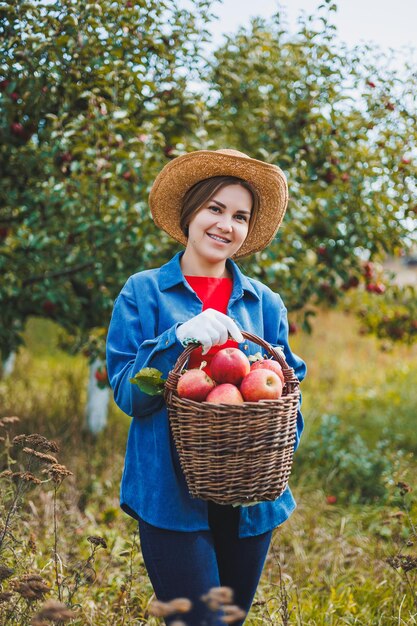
left=290, top=308, right=417, bottom=451
left=0, top=310, right=416, bottom=625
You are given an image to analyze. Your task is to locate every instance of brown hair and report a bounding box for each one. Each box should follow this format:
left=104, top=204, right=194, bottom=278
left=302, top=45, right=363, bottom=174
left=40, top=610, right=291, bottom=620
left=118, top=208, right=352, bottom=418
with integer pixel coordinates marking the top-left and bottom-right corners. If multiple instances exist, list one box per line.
left=179, top=176, right=260, bottom=239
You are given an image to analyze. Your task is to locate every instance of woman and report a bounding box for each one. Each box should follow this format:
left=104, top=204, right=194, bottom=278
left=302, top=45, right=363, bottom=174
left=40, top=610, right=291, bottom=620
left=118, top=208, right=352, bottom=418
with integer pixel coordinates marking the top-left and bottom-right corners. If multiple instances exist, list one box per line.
left=106, top=149, right=307, bottom=625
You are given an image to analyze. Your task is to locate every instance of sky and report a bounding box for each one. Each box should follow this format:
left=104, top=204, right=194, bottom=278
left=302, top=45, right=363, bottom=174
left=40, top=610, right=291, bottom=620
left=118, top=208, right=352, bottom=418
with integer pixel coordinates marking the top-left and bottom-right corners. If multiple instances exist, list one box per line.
left=200, top=0, right=417, bottom=54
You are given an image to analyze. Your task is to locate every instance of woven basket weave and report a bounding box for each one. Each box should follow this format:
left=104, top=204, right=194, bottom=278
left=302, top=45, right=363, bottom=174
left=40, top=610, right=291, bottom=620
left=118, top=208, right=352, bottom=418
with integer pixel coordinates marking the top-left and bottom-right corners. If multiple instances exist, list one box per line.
left=164, top=331, right=300, bottom=505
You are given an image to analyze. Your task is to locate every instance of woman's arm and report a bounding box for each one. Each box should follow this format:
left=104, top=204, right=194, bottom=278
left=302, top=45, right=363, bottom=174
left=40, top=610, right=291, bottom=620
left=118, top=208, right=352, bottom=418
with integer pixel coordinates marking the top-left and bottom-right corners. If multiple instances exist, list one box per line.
left=106, top=277, right=184, bottom=419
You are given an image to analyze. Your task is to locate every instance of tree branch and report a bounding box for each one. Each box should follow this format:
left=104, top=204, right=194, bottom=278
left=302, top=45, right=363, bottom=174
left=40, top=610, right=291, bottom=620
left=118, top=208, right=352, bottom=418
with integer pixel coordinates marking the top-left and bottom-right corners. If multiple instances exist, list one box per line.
left=22, top=261, right=95, bottom=286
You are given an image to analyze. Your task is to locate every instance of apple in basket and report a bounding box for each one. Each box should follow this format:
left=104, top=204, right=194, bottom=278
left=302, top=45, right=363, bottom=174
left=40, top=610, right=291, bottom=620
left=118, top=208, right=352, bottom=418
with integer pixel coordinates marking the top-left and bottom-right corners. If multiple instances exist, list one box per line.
left=240, top=369, right=283, bottom=402
left=177, top=368, right=216, bottom=402
left=210, top=347, right=251, bottom=386
left=205, top=383, right=244, bottom=405
left=250, top=358, right=285, bottom=384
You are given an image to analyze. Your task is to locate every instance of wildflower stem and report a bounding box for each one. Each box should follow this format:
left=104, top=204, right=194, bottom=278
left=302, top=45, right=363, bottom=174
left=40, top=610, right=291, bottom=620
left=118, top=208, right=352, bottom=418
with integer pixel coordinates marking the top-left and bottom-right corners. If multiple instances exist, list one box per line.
left=278, top=561, right=291, bottom=626
left=295, top=585, right=303, bottom=625
left=0, top=446, right=39, bottom=554
left=0, top=479, right=25, bottom=552
left=53, top=484, right=61, bottom=601
left=121, top=530, right=139, bottom=625
left=3, top=595, right=23, bottom=625
left=403, top=571, right=417, bottom=611
left=402, top=494, right=417, bottom=539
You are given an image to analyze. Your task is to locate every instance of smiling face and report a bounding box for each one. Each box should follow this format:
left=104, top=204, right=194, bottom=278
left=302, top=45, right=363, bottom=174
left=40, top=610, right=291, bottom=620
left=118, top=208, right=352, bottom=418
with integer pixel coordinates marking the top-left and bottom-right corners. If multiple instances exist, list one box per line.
left=180, top=184, right=252, bottom=277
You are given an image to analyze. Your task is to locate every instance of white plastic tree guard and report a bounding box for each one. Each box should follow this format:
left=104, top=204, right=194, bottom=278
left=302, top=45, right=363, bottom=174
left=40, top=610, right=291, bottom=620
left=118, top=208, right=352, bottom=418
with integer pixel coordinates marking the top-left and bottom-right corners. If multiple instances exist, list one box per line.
left=85, top=358, right=110, bottom=434
left=2, top=351, right=16, bottom=378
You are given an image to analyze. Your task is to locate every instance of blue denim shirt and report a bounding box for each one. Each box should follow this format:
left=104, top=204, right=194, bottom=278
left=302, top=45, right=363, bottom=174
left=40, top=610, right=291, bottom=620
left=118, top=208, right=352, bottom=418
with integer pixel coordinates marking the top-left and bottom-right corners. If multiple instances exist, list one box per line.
left=106, top=251, right=307, bottom=538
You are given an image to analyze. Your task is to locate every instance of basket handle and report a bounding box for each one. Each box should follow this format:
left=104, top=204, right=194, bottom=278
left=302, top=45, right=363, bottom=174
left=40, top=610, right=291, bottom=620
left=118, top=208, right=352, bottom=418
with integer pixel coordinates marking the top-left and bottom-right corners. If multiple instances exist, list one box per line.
left=165, top=330, right=300, bottom=402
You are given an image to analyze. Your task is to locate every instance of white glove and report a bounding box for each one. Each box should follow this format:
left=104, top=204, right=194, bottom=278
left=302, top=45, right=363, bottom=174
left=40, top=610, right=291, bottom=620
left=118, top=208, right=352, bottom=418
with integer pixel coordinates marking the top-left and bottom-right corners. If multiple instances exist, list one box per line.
left=176, top=309, right=244, bottom=355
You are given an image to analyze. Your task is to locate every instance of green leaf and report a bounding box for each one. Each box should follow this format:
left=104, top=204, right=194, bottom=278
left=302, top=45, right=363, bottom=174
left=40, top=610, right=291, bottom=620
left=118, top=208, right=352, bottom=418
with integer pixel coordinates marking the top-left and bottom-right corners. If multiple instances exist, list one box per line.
left=129, top=367, right=166, bottom=396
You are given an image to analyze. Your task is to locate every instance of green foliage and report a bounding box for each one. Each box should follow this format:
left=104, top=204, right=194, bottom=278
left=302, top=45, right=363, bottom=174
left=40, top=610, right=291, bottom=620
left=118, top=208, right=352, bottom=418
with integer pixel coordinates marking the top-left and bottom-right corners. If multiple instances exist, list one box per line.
left=1, top=0, right=416, bottom=366
left=295, top=414, right=406, bottom=504
left=207, top=4, right=416, bottom=318
left=346, top=283, right=417, bottom=345
left=0, top=0, right=214, bottom=361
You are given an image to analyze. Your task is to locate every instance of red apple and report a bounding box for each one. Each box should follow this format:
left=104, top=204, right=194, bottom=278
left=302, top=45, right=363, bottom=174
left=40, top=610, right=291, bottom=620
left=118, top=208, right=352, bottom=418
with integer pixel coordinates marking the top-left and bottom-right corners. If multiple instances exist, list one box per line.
left=210, top=347, right=250, bottom=385
left=42, top=300, right=56, bottom=314
left=366, top=282, right=385, bottom=294
left=177, top=369, right=215, bottom=402
left=60, top=151, right=73, bottom=163
left=163, top=145, right=175, bottom=157
left=250, top=358, right=284, bottom=384
left=342, top=276, right=360, bottom=291
left=0, top=227, right=9, bottom=240
left=373, top=282, right=386, bottom=294
left=95, top=367, right=108, bottom=383
left=240, top=369, right=283, bottom=402
left=323, top=170, right=336, bottom=184
left=10, top=122, right=24, bottom=137
left=363, top=261, right=374, bottom=279
left=205, top=383, right=244, bottom=405
left=319, top=281, right=332, bottom=294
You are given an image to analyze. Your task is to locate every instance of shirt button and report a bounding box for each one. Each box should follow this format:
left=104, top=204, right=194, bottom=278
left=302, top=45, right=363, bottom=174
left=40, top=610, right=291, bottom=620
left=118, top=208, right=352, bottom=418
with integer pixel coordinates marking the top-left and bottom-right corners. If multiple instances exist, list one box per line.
left=166, top=340, right=169, bottom=345
left=243, top=344, right=248, bottom=351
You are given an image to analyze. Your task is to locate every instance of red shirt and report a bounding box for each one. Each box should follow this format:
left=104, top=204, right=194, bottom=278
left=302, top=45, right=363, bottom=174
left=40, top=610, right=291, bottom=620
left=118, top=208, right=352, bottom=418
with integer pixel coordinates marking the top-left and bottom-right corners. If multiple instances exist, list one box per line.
left=185, top=275, right=238, bottom=377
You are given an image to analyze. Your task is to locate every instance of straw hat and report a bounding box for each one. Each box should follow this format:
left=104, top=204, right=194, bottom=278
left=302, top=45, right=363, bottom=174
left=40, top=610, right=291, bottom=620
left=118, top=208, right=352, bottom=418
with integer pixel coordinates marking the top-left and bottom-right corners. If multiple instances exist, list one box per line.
left=149, top=148, right=288, bottom=258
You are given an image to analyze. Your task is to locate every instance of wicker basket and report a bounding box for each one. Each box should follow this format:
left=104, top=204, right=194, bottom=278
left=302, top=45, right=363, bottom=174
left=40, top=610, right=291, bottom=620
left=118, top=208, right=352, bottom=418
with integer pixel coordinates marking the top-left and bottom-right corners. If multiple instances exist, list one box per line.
left=164, top=331, right=300, bottom=505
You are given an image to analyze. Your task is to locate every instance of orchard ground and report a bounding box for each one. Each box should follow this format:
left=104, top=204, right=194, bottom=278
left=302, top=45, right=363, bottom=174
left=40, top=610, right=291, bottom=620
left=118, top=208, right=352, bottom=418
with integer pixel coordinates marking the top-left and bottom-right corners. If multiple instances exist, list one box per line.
left=0, top=308, right=416, bottom=625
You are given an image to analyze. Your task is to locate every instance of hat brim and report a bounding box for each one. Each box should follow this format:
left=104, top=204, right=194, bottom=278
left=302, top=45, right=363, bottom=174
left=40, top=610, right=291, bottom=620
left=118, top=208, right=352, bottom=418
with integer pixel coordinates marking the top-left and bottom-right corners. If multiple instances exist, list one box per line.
left=149, top=150, right=288, bottom=258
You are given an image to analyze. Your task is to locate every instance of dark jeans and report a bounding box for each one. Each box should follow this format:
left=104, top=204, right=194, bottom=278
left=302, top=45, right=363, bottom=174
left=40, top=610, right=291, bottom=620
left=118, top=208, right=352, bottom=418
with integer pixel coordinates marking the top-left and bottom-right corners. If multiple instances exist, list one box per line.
left=138, top=502, right=273, bottom=626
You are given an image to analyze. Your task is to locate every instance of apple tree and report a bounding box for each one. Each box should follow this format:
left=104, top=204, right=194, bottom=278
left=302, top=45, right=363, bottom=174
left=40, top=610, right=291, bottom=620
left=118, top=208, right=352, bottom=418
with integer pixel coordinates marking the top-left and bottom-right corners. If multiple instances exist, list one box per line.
left=0, top=0, right=214, bottom=373
left=205, top=3, right=416, bottom=340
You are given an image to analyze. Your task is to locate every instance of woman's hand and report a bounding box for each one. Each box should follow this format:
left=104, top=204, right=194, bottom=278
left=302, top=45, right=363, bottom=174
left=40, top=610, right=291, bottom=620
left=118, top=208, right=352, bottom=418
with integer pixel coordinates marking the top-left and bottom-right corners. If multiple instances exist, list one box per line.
left=176, top=308, right=244, bottom=355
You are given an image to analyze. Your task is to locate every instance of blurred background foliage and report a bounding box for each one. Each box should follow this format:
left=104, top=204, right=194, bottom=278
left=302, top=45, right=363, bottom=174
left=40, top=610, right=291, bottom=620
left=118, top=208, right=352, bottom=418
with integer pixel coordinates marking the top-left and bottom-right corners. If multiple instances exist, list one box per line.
left=0, top=0, right=416, bottom=366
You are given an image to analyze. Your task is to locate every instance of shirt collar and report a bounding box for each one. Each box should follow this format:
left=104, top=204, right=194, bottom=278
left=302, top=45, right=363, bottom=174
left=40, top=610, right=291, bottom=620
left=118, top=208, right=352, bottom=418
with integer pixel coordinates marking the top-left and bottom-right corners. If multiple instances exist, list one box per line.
left=158, top=251, right=260, bottom=300
left=158, top=251, right=191, bottom=292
